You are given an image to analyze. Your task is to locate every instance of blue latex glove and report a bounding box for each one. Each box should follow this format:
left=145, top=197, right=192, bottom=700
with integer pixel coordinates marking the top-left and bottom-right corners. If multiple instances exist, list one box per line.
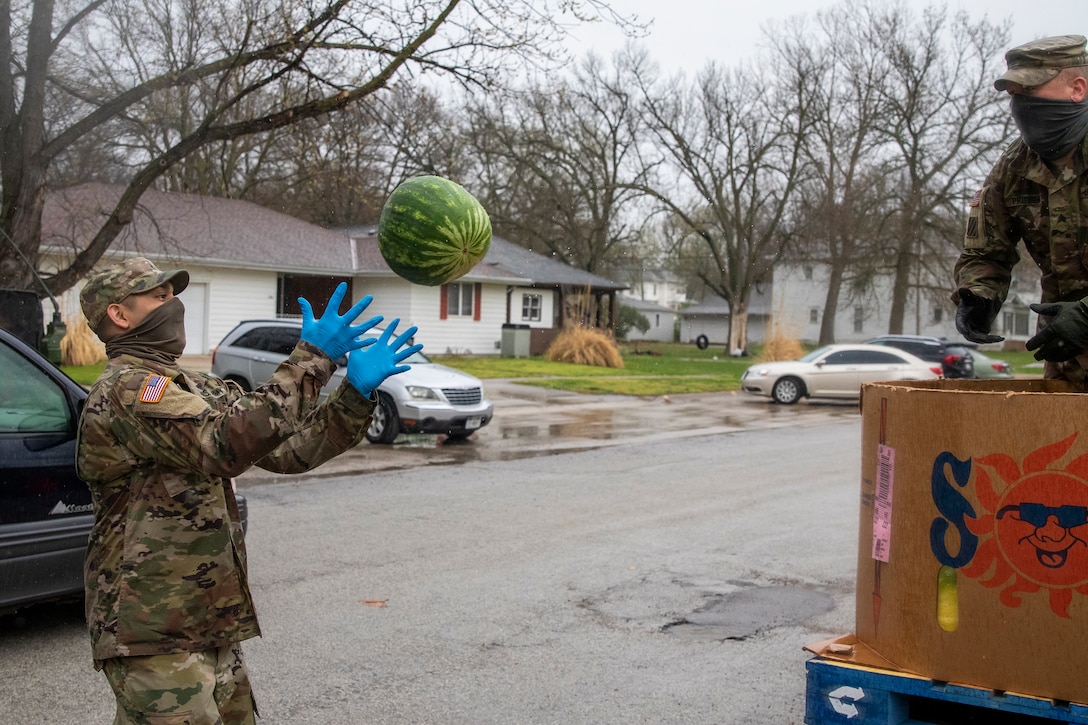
left=298, top=282, right=382, bottom=360
left=346, top=319, right=423, bottom=397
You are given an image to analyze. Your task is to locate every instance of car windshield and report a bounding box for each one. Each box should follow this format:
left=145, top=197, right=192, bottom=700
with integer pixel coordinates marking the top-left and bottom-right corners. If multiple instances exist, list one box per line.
left=798, top=346, right=833, bottom=363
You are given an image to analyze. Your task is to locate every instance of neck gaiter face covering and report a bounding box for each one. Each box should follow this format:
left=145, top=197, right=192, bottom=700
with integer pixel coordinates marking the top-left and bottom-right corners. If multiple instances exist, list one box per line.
left=1009, top=94, right=1088, bottom=161
left=105, top=296, right=187, bottom=366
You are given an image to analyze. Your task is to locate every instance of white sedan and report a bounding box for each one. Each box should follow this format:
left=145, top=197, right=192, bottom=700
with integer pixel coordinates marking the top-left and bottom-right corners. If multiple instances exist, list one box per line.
left=740, top=344, right=942, bottom=404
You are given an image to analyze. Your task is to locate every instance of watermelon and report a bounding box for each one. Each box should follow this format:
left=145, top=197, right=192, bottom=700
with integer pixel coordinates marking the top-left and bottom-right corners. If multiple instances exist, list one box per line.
left=377, top=175, right=492, bottom=286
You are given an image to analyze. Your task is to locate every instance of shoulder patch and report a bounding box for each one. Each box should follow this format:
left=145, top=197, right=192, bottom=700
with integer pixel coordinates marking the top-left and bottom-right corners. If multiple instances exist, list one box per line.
left=969, top=188, right=982, bottom=207
left=139, top=374, right=171, bottom=403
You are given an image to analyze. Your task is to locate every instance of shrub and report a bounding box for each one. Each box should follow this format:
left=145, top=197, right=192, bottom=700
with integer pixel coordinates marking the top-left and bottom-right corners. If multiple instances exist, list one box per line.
left=545, top=326, right=624, bottom=368
left=61, top=317, right=105, bottom=366
left=614, top=305, right=650, bottom=340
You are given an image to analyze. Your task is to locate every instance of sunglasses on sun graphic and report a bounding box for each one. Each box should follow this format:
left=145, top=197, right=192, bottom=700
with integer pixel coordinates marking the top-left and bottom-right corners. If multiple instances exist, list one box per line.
left=997, top=503, right=1088, bottom=529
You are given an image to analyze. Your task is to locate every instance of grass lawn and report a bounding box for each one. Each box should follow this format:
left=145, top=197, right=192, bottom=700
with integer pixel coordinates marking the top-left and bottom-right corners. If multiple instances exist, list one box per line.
left=991, top=348, right=1043, bottom=376
left=63, top=363, right=108, bottom=386
left=432, top=341, right=751, bottom=395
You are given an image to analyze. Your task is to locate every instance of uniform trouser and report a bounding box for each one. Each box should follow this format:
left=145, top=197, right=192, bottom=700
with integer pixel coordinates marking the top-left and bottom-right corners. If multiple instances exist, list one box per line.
left=101, top=643, right=257, bottom=725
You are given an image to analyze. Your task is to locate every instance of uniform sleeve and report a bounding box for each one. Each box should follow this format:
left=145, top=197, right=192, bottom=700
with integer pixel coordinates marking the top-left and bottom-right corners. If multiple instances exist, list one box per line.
left=253, top=381, right=375, bottom=475
left=951, top=169, right=1021, bottom=306
left=110, top=341, right=340, bottom=481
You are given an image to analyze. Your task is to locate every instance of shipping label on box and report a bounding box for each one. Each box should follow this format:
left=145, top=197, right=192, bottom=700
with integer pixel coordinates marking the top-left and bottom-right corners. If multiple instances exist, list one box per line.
left=855, top=379, right=1088, bottom=704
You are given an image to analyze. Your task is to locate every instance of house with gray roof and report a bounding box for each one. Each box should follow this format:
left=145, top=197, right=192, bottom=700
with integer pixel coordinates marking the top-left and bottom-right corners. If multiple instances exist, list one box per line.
left=617, top=295, right=678, bottom=343
left=678, top=288, right=774, bottom=351
left=41, top=183, right=625, bottom=356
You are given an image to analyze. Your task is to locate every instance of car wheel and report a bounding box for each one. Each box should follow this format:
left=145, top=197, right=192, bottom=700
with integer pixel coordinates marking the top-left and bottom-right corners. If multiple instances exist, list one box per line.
left=772, top=377, right=804, bottom=405
left=365, top=393, right=401, bottom=444
left=695, top=334, right=709, bottom=350
left=226, top=375, right=252, bottom=392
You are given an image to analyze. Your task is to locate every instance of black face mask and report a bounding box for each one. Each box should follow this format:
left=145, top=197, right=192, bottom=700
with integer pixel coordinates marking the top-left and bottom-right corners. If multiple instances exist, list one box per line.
left=105, top=296, right=187, bottom=366
left=1009, top=94, right=1088, bottom=161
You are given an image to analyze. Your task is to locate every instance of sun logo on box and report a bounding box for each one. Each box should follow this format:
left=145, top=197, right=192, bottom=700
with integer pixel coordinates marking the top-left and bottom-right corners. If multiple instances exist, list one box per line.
left=931, top=434, right=1088, bottom=618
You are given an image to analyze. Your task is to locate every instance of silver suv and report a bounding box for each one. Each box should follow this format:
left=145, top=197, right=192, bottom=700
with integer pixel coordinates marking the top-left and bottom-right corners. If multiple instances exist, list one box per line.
left=211, top=319, right=493, bottom=444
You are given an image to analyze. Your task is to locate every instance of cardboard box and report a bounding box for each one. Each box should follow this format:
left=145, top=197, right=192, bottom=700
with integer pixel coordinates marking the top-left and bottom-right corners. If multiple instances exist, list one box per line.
left=850, top=378, right=1088, bottom=703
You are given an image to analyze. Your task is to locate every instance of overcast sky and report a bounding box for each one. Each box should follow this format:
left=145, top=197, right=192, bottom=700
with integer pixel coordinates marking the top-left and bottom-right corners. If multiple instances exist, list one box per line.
left=566, top=0, right=1085, bottom=75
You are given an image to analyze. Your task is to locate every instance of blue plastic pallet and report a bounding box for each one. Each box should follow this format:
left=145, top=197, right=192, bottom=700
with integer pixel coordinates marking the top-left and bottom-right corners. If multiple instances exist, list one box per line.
left=806, top=657, right=1088, bottom=724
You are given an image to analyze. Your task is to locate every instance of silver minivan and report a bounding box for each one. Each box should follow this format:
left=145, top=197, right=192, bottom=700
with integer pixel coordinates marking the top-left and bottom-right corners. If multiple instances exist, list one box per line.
left=211, top=319, right=493, bottom=444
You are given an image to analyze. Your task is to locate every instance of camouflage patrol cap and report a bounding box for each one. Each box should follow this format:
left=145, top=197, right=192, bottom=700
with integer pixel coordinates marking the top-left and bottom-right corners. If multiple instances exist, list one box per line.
left=994, top=35, right=1088, bottom=91
left=80, top=257, right=189, bottom=330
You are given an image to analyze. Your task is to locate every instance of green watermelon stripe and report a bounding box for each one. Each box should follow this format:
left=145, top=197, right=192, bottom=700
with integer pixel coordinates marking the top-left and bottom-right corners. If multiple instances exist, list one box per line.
left=377, top=176, right=492, bottom=286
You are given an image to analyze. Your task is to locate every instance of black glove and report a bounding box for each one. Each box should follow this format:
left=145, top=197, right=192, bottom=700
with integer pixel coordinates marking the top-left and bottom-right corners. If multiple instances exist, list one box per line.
left=1026, top=300, right=1088, bottom=362
left=955, top=288, right=1004, bottom=344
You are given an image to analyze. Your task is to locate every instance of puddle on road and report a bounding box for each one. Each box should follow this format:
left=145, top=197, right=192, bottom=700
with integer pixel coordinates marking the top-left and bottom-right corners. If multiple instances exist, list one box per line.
left=378, top=399, right=858, bottom=466
left=662, top=584, right=834, bottom=642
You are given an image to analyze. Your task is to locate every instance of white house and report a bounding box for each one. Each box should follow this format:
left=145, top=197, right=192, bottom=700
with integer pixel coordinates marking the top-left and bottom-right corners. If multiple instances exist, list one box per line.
left=768, top=262, right=1040, bottom=347
left=617, top=295, right=677, bottom=343
left=678, top=285, right=773, bottom=350
left=621, top=268, right=688, bottom=310
left=678, top=261, right=1035, bottom=351
left=40, top=184, right=626, bottom=357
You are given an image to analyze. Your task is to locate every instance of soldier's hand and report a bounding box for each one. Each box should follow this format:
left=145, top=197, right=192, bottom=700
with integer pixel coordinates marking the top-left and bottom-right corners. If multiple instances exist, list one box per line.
left=955, top=288, right=1004, bottom=344
left=298, top=282, right=382, bottom=360
left=346, top=319, right=423, bottom=397
left=1026, top=300, right=1088, bottom=362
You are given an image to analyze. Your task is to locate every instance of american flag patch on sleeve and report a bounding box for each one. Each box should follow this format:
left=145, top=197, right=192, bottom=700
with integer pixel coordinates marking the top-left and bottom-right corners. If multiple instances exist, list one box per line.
left=140, top=374, right=170, bottom=403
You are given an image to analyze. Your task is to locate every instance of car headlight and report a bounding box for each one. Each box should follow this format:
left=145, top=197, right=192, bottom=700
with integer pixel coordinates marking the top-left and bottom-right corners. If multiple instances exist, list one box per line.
left=406, top=385, right=440, bottom=400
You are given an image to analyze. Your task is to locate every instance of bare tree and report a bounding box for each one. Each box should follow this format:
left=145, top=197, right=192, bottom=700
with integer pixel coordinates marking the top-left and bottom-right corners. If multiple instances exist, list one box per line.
left=771, top=5, right=896, bottom=345
left=0, top=0, right=633, bottom=296
left=239, top=85, right=472, bottom=227
left=464, top=49, right=656, bottom=274
left=633, top=55, right=814, bottom=354
left=871, top=2, right=1011, bottom=333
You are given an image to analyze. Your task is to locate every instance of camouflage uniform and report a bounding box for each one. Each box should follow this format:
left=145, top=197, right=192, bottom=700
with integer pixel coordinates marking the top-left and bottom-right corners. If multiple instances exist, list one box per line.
left=76, top=257, right=376, bottom=722
left=954, top=133, right=1088, bottom=307
left=953, top=34, right=1088, bottom=384
left=102, top=644, right=256, bottom=725
left=78, top=344, right=373, bottom=662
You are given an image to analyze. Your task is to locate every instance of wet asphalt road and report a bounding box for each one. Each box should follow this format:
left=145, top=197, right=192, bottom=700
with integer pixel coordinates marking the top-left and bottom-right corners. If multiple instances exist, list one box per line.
left=1, top=385, right=863, bottom=724
left=235, top=380, right=860, bottom=485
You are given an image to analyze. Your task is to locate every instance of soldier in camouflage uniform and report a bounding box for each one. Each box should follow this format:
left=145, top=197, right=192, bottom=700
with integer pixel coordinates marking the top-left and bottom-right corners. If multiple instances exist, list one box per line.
left=953, top=35, right=1088, bottom=385
left=77, top=257, right=422, bottom=724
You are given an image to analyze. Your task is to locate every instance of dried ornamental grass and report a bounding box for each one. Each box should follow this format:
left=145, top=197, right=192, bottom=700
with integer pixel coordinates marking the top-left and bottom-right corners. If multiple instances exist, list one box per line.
left=61, top=316, right=106, bottom=366
left=545, top=326, right=624, bottom=368
left=760, top=333, right=804, bottom=362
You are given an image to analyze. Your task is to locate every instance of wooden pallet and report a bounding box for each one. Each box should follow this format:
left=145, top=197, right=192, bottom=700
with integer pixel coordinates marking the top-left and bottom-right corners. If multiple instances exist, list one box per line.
left=806, top=657, right=1088, bottom=724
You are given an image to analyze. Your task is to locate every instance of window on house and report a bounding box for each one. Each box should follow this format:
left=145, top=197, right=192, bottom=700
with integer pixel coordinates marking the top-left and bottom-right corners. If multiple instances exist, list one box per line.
left=1004, top=309, right=1030, bottom=336
left=853, top=306, right=864, bottom=333
left=804, top=266, right=814, bottom=280
left=810, top=308, right=819, bottom=324
left=522, top=294, right=542, bottom=322
left=447, top=283, right=474, bottom=317
left=932, top=307, right=943, bottom=323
